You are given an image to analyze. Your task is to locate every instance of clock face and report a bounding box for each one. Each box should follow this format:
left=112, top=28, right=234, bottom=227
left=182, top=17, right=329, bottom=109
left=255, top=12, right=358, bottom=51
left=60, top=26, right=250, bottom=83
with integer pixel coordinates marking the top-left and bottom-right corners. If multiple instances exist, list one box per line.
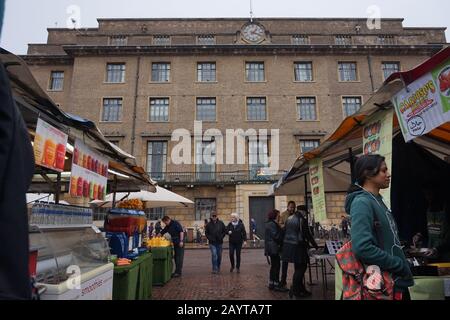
left=242, top=23, right=265, bottom=43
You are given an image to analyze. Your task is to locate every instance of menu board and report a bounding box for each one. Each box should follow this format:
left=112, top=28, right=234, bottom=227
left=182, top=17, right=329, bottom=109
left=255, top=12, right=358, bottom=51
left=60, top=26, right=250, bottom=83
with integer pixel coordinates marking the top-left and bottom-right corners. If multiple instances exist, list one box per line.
left=69, top=139, right=108, bottom=200
left=33, top=118, right=68, bottom=172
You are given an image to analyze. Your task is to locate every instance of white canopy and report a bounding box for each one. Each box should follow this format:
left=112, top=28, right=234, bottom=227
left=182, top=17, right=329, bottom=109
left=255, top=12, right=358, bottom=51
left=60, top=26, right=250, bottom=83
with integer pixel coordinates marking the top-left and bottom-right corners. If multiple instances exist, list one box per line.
left=91, top=186, right=194, bottom=208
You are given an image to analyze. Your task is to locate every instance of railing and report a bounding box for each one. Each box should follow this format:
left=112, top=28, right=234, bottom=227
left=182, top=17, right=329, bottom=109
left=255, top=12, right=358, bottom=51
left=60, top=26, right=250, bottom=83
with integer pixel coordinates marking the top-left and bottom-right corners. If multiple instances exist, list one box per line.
left=148, top=170, right=286, bottom=185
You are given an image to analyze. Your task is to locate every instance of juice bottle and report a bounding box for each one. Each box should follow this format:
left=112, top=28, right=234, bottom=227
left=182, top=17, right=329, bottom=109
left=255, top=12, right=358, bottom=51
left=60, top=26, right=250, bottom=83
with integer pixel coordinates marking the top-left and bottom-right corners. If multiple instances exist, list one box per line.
left=93, top=184, right=99, bottom=200
left=33, top=134, right=44, bottom=164
left=70, top=176, right=78, bottom=196
left=44, top=139, right=56, bottom=167
left=55, top=143, right=66, bottom=170
left=83, top=154, right=87, bottom=169
left=73, top=148, right=79, bottom=165
left=77, top=177, right=83, bottom=197
left=83, top=180, right=89, bottom=198
left=89, top=181, right=94, bottom=199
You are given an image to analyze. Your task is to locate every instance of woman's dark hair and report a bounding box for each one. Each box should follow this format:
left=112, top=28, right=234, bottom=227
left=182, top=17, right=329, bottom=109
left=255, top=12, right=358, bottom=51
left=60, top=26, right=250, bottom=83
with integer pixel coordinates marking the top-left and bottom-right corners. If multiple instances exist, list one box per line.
left=347, top=154, right=385, bottom=193
left=267, top=209, right=280, bottom=220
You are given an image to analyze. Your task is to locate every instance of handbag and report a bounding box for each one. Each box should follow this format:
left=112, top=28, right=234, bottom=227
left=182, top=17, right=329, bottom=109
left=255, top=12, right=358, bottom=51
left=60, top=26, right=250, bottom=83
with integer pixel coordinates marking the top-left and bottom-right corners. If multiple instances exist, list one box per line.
left=335, top=213, right=394, bottom=300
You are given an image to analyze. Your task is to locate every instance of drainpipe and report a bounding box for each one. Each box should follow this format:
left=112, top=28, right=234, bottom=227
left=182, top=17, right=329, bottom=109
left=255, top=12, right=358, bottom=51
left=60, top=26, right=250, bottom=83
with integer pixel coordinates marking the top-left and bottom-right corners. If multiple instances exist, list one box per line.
left=367, top=55, right=375, bottom=92
left=131, top=56, right=141, bottom=156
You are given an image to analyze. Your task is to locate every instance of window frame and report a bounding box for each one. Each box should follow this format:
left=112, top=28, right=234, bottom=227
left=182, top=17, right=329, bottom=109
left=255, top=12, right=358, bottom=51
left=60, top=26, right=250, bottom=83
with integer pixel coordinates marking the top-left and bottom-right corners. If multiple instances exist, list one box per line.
left=245, top=61, right=265, bottom=82
left=149, top=97, right=170, bottom=122
left=195, top=97, right=217, bottom=122
left=338, top=62, right=359, bottom=82
left=341, top=96, right=363, bottom=118
left=105, top=63, right=126, bottom=83
left=297, top=96, right=318, bottom=121
left=246, top=96, right=268, bottom=121
left=197, top=62, right=217, bottom=82
left=195, top=198, right=217, bottom=221
left=147, top=141, right=168, bottom=181
left=151, top=62, right=171, bottom=83
left=49, top=71, right=64, bottom=91
left=294, top=61, right=314, bottom=82
left=101, top=97, right=123, bottom=122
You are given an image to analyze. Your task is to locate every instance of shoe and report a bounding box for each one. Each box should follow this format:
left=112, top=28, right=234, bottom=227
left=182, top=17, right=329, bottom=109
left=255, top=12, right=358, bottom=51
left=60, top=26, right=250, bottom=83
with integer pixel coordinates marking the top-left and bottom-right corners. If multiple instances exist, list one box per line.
left=274, top=285, right=289, bottom=293
left=300, top=289, right=312, bottom=297
left=236, top=268, right=240, bottom=273
left=279, top=281, right=287, bottom=288
left=268, top=284, right=275, bottom=291
left=172, top=273, right=181, bottom=278
left=230, top=267, right=234, bottom=273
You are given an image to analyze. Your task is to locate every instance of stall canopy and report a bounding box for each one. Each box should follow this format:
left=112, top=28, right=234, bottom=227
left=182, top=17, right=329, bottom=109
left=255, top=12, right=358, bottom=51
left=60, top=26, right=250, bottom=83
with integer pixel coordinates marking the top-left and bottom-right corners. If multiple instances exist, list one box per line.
left=0, top=48, right=157, bottom=193
left=91, top=186, right=194, bottom=208
left=273, top=46, right=450, bottom=195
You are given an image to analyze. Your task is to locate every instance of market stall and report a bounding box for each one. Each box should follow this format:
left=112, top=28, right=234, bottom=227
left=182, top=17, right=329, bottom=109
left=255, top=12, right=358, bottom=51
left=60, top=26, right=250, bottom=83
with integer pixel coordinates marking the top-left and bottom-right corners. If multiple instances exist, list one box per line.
left=1, top=48, right=157, bottom=300
left=273, top=47, right=450, bottom=300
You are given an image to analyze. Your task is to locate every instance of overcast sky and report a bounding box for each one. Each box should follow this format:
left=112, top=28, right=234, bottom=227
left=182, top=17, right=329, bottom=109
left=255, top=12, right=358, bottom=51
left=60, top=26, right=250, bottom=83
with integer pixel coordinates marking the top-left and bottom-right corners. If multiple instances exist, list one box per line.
left=1, top=0, right=449, bottom=54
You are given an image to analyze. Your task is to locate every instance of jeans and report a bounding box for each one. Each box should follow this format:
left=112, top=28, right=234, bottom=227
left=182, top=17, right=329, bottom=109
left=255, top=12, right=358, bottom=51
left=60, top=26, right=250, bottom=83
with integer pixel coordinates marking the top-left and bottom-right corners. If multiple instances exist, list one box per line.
left=292, top=244, right=308, bottom=295
left=229, top=242, right=243, bottom=269
left=269, top=255, right=281, bottom=284
left=281, top=261, right=289, bottom=285
left=209, top=244, right=223, bottom=271
left=173, top=244, right=184, bottom=275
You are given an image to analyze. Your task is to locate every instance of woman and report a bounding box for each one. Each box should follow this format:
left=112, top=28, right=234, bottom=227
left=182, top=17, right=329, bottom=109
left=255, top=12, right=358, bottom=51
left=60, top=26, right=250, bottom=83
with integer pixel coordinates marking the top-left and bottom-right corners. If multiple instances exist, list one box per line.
left=345, top=154, right=414, bottom=300
left=226, top=213, right=247, bottom=273
left=282, top=205, right=318, bottom=299
left=264, top=210, right=288, bottom=292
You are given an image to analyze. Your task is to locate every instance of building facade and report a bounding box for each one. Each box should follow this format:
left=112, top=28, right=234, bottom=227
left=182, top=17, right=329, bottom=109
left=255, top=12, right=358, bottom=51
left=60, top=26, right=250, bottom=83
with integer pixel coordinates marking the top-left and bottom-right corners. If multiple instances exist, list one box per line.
left=24, top=18, right=446, bottom=235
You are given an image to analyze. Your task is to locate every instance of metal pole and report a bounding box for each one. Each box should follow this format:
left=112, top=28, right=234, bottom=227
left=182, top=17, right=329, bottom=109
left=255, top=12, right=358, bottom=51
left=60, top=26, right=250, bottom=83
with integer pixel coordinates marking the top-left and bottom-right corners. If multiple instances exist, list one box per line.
left=112, top=175, right=118, bottom=208
left=55, top=172, right=61, bottom=204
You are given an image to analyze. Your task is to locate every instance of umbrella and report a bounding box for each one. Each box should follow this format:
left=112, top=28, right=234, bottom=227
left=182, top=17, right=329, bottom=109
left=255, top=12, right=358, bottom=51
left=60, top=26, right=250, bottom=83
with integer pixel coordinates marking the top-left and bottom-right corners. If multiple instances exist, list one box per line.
left=90, top=186, right=194, bottom=208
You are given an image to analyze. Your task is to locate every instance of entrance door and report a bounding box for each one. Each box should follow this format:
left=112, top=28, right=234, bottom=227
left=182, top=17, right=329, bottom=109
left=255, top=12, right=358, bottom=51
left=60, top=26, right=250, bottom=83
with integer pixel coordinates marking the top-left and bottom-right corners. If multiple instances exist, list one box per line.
left=249, top=196, right=275, bottom=240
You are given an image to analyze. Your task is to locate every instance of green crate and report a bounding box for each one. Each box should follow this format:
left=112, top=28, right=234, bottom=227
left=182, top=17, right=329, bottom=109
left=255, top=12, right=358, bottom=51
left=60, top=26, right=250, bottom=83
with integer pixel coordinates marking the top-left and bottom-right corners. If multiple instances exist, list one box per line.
left=152, top=247, right=172, bottom=286
left=137, top=252, right=153, bottom=300
left=113, top=261, right=140, bottom=300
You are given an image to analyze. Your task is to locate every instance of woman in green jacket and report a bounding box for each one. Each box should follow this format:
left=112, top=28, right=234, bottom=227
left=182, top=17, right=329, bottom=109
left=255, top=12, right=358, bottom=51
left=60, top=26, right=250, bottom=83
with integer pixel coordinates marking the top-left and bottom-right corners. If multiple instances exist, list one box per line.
left=346, top=154, right=414, bottom=299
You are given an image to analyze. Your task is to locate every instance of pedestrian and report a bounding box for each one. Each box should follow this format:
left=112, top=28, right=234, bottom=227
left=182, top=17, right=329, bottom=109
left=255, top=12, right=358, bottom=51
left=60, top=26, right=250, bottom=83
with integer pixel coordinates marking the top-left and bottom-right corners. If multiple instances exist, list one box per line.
left=205, top=212, right=226, bottom=274
left=148, top=222, right=154, bottom=239
left=277, top=200, right=296, bottom=289
left=155, top=219, right=162, bottom=235
left=250, top=217, right=258, bottom=247
left=340, top=215, right=349, bottom=238
left=345, top=154, right=414, bottom=300
left=160, top=216, right=185, bottom=278
left=265, top=210, right=289, bottom=292
left=0, top=1, right=36, bottom=299
left=226, top=213, right=247, bottom=273
left=281, top=205, right=319, bottom=299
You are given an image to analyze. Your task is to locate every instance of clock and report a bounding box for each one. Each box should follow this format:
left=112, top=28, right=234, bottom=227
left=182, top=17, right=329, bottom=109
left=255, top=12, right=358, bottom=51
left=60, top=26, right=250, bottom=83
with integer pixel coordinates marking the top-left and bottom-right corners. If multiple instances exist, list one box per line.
left=241, top=23, right=266, bottom=43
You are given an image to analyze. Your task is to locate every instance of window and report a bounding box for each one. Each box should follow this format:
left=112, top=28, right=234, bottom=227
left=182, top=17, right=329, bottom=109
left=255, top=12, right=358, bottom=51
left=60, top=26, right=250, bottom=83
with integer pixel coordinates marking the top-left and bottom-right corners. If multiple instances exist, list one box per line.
left=246, top=62, right=265, bottom=82
left=197, top=35, right=216, bottom=45
left=294, top=62, right=313, bottom=82
left=197, top=62, right=216, bottom=82
left=109, top=36, right=128, bottom=46
left=149, top=98, right=169, bottom=122
left=300, top=140, right=320, bottom=154
left=338, top=62, right=358, bottom=81
left=247, top=97, right=267, bottom=121
left=147, top=141, right=167, bottom=180
left=153, top=35, right=171, bottom=45
left=196, top=98, right=216, bottom=121
left=102, top=98, right=123, bottom=122
left=195, top=141, right=216, bottom=181
left=106, top=63, right=125, bottom=83
left=49, top=71, right=64, bottom=90
left=377, top=35, right=396, bottom=45
left=248, top=138, right=269, bottom=179
left=151, top=63, right=171, bottom=82
left=195, top=198, right=216, bottom=220
left=146, top=208, right=166, bottom=221
left=297, top=97, right=317, bottom=121
left=292, top=35, right=310, bottom=45
left=382, top=62, right=400, bottom=80
left=335, top=35, right=352, bottom=45
left=342, top=97, right=362, bottom=117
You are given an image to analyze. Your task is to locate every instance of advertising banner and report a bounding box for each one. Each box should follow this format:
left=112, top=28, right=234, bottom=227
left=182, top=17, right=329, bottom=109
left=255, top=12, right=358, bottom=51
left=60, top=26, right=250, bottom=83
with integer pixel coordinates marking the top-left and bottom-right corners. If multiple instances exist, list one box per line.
left=309, top=158, right=327, bottom=223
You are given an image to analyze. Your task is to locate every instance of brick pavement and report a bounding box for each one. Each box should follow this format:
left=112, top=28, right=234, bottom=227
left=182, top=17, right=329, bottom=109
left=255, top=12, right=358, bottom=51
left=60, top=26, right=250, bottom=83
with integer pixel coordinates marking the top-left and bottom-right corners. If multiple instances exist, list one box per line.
left=152, top=248, right=335, bottom=300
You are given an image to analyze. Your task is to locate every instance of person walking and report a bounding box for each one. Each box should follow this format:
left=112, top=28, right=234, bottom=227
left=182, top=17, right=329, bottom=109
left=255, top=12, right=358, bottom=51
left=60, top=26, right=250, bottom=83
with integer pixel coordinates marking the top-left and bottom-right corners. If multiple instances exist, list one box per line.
left=160, top=216, right=185, bottom=278
left=205, top=212, right=226, bottom=274
left=282, top=205, right=319, bottom=299
left=265, top=210, right=289, bottom=292
left=344, top=154, right=414, bottom=300
left=277, top=200, right=296, bottom=289
left=226, top=213, right=247, bottom=273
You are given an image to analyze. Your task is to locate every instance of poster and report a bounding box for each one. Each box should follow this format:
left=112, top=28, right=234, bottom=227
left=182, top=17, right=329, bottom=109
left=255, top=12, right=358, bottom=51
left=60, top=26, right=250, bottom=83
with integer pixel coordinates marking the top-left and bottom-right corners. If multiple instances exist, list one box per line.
left=392, top=58, right=450, bottom=142
left=309, top=158, right=327, bottom=223
left=33, top=118, right=68, bottom=172
left=69, top=139, right=108, bottom=200
left=362, top=109, right=394, bottom=209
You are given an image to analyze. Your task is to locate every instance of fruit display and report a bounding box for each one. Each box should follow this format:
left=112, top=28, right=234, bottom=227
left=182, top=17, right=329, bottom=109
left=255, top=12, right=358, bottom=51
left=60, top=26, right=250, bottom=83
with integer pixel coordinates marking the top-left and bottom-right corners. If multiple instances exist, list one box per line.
left=118, top=199, right=144, bottom=210
left=147, top=237, right=171, bottom=248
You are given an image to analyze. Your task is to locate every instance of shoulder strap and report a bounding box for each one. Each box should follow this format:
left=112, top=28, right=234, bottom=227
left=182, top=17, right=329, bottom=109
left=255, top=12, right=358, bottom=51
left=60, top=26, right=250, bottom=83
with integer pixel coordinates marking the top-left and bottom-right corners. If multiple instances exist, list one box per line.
left=372, top=212, right=384, bottom=251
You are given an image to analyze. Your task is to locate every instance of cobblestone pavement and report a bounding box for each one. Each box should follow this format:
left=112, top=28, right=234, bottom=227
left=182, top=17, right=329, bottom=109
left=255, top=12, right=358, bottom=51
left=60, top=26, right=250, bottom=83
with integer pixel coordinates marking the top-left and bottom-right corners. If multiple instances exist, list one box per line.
left=152, top=248, right=335, bottom=300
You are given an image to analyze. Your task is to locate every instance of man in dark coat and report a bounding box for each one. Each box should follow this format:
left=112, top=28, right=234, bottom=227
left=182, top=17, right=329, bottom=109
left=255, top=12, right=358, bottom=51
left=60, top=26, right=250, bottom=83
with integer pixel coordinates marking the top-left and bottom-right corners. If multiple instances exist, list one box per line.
left=0, top=43, right=35, bottom=298
left=205, top=212, right=226, bottom=273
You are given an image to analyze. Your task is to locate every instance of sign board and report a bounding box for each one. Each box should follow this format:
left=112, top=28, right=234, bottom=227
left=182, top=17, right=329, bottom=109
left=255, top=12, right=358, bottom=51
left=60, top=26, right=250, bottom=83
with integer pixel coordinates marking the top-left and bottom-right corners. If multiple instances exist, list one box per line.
left=309, top=158, right=327, bottom=223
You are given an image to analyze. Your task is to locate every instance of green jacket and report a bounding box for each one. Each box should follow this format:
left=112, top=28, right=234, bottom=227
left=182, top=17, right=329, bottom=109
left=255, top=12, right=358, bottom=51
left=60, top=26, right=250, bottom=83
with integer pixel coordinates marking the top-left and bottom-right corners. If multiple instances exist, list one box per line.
left=345, top=189, right=414, bottom=289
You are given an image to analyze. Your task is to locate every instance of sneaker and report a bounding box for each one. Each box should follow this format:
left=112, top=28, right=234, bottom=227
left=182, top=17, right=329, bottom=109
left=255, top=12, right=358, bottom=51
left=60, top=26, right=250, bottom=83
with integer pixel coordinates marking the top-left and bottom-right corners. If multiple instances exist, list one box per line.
left=230, top=267, right=234, bottom=273
left=172, top=273, right=181, bottom=278
left=274, top=285, right=289, bottom=293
